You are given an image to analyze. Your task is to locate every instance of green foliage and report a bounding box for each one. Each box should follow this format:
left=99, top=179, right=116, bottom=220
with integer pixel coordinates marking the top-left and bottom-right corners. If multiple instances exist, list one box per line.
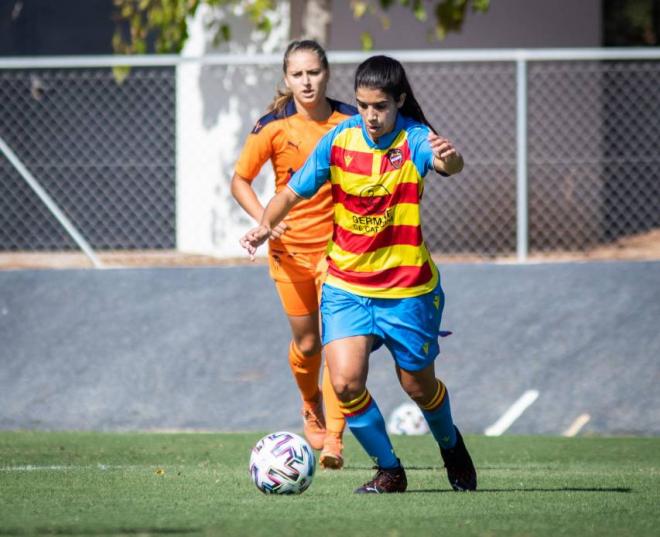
left=112, top=0, right=275, bottom=55
left=353, top=0, right=491, bottom=48
left=113, top=0, right=491, bottom=56
left=603, top=0, right=659, bottom=46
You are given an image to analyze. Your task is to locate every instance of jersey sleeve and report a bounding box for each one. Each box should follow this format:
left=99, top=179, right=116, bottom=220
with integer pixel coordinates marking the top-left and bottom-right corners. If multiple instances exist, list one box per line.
left=234, top=125, right=274, bottom=181
left=287, top=128, right=335, bottom=199
left=408, top=124, right=434, bottom=177
left=405, top=124, right=437, bottom=177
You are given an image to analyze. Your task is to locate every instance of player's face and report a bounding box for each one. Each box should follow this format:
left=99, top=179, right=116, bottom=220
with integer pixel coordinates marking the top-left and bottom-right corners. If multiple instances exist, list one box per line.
left=284, top=50, right=329, bottom=110
left=355, top=87, right=405, bottom=142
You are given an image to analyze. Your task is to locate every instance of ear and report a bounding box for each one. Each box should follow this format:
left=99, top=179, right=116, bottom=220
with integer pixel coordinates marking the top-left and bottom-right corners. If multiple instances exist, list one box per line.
left=283, top=77, right=291, bottom=90
left=396, top=93, right=406, bottom=109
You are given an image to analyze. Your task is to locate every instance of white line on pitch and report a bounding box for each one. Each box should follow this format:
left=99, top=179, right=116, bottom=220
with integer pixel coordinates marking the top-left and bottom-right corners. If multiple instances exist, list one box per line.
left=562, top=413, right=591, bottom=437
left=0, top=464, right=138, bottom=472
left=484, top=390, right=540, bottom=436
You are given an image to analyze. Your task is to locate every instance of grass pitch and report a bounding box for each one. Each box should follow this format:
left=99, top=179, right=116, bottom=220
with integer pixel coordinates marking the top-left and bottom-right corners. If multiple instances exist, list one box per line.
left=0, top=431, right=658, bottom=536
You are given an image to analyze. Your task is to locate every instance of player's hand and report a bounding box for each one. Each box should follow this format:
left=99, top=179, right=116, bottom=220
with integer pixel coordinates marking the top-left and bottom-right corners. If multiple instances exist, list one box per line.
left=428, top=133, right=458, bottom=161
left=239, top=225, right=271, bottom=261
left=269, top=221, right=289, bottom=240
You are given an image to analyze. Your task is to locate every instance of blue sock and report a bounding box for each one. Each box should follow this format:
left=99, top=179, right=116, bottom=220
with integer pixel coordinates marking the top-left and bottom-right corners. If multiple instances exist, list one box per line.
left=341, top=390, right=399, bottom=469
left=420, top=380, right=457, bottom=449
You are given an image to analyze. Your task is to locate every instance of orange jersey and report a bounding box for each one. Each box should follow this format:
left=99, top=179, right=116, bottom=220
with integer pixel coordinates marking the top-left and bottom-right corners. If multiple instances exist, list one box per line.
left=235, top=98, right=357, bottom=252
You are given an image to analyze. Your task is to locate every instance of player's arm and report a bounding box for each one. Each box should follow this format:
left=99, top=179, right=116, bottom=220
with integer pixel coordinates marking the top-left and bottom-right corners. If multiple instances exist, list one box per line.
left=240, top=187, right=302, bottom=260
left=240, top=128, right=334, bottom=260
left=230, top=172, right=288, bottom=239
left=428, top=133, right=464, bottom=176
left=232, top=118, right=290, bottom=239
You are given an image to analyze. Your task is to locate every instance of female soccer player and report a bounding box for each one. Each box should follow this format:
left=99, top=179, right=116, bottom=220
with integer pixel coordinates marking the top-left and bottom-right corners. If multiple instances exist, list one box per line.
left=231, top=40, right=356, bottom=469
left=240, top=55, right=477, bottom=493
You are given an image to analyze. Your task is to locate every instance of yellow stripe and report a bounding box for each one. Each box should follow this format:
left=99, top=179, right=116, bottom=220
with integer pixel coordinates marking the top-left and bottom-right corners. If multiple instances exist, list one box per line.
left=421, top=380, right=446, bottom=411
left=330, top=161, right=420, bottom=195
left=333, top=202, right=421, bottom=234
left=329, top=242, right=428, bottom=273
left=339, top=390, right=371, bottom=414
left=343, top=390, right=370, bottom=408
left=325, top=270, right=438, bottom=299
left=333, top=128, right=374, bottom=152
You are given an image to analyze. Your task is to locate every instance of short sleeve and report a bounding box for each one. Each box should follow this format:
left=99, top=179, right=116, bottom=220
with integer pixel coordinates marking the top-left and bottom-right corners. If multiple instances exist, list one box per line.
left=405, top=124, right=436, bottom=177
left=287, top=128, right=335, bottom=199
left=234, top=126, right=274, bottom=181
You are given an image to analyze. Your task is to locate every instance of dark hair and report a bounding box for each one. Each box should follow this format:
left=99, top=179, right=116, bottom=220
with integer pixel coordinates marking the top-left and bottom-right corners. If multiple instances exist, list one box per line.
left=267, top=40, right=329, bottom=114
left=354, top=55, right=437, bottom=134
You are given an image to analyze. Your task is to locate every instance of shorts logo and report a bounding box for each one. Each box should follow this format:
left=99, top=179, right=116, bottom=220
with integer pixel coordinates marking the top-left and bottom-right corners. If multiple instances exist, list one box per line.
left=386, top=148, right=404, bottom=169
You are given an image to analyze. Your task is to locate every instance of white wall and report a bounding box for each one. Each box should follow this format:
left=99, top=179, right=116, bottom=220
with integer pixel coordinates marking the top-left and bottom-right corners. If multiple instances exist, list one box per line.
left=176, top=3, right=289, bottom=258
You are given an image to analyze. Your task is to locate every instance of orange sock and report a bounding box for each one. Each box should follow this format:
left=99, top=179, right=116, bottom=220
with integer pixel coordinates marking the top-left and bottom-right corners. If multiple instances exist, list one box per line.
left=322, top=360, right=345, bottom=437
left=288, top=341, right=322, bottom=404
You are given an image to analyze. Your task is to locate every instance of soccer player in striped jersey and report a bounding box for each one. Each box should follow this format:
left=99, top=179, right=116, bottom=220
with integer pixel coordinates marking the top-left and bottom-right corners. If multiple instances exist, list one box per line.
left=231, top=40, right=356, bottom=469
left=241, top=55, right=477, bottom=493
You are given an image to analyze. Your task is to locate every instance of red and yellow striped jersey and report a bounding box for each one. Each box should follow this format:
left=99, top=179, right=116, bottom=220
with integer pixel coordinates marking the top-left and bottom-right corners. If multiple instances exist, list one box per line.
left=234, top=98, right=356, bottom=252
left=288, top=113, right=440, bottom=299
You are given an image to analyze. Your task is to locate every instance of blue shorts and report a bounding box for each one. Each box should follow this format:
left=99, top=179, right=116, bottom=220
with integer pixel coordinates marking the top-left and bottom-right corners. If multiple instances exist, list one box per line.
left=320, top=281, right=446, bottom=372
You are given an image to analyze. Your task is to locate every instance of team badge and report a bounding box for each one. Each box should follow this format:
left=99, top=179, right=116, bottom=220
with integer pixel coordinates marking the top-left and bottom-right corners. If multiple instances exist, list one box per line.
left=386, top=148, right=403, bottom=169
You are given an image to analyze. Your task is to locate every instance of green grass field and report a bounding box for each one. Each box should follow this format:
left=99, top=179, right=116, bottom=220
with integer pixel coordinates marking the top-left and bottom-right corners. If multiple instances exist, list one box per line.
left=0, top=431, right=658, bottom=536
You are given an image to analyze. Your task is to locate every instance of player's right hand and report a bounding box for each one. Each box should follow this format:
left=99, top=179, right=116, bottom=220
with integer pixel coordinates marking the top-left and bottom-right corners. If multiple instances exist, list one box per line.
left=239, top=225, right=271, bottom=260
left=269, top=221, right=289, bottom=240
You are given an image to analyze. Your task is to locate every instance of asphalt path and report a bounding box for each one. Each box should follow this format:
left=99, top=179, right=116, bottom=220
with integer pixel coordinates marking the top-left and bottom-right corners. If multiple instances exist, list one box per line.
left=1, top=261, right=658, bottom=436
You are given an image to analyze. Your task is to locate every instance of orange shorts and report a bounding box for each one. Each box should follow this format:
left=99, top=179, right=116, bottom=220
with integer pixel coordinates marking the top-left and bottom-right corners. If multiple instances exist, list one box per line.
left=269, top=246, right=328, bottom=316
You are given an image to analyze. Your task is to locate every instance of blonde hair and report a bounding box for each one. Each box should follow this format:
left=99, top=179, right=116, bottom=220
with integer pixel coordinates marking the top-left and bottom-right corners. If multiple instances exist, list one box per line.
left=267, top=40, right=329, bottom=114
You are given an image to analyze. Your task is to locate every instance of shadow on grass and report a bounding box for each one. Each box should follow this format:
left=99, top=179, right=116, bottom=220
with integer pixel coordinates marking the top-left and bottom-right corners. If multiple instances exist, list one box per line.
left=406, top=487, right=632, bottom=494
left=0, top=528, right=199, bottom=535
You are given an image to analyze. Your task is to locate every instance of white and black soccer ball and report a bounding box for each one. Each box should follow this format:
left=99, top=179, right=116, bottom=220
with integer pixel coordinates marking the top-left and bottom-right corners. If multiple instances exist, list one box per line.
left=387, top=402, right=430, bottom=436
left=249, top=431, right=316, bottom=494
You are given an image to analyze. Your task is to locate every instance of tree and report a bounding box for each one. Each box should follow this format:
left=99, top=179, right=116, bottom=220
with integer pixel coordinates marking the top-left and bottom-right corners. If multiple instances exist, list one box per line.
left=112, top=0, right=490, bottom=54
left=603, top=0, right=659, bottom=46
left=349, top=0, right=491, bottom=49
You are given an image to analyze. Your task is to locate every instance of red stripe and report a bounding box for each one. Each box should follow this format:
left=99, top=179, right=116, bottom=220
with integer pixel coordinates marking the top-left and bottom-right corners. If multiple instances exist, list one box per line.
left=333, top=224, right=422, bottom=254
left=380, top=141, right=411, bottom=173
left=328, top=259, right=433, bottom=289
left=332, top=182, right=419, bottom=216
left=330, top=145, right=373, bottom=176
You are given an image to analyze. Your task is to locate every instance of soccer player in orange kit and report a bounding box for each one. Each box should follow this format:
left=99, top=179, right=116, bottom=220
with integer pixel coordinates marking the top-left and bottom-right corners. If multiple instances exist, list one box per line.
left=231, top=40, right=356, bottom=469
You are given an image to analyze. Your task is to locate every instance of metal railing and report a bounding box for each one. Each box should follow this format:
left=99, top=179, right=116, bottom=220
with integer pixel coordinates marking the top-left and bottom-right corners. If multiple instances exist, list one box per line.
left=2, top=48, right=659, bottom=265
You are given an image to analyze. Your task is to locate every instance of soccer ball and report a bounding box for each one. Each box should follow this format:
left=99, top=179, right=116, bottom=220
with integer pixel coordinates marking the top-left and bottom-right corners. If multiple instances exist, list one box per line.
left=387, top=402, right=430, bottom=435
left=249, top=431, right=316, bottom=494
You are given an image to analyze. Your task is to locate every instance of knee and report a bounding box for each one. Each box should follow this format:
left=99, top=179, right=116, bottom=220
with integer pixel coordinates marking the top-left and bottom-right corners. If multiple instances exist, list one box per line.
left=400, top=377, right=434, bottom=406
left=331, top=378, right=366, bottom=403
left=402, top=385, right=426, bottom=405
left=293, top=336, right=322, bottom=357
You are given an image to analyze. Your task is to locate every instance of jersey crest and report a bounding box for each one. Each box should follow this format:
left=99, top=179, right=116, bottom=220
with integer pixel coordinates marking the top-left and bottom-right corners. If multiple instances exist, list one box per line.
left=386, top=148, right=404, bottom=169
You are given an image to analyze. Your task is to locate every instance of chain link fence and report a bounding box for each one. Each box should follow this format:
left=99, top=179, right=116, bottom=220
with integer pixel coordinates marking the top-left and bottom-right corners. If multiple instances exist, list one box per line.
left=1, top=51, right=659, bottom=263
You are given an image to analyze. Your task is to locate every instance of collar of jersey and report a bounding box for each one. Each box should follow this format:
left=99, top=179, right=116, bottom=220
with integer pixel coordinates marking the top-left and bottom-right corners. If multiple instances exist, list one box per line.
left=360, top=113, right=404, bottom=150
left=281, top=98, right=344, bottom=119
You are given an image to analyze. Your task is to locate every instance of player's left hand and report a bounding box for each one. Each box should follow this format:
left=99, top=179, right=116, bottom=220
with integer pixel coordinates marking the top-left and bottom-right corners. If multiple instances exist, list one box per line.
left=428, top=133, right=458, bottom=161
left=240, top=225, right=271, bottom=261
